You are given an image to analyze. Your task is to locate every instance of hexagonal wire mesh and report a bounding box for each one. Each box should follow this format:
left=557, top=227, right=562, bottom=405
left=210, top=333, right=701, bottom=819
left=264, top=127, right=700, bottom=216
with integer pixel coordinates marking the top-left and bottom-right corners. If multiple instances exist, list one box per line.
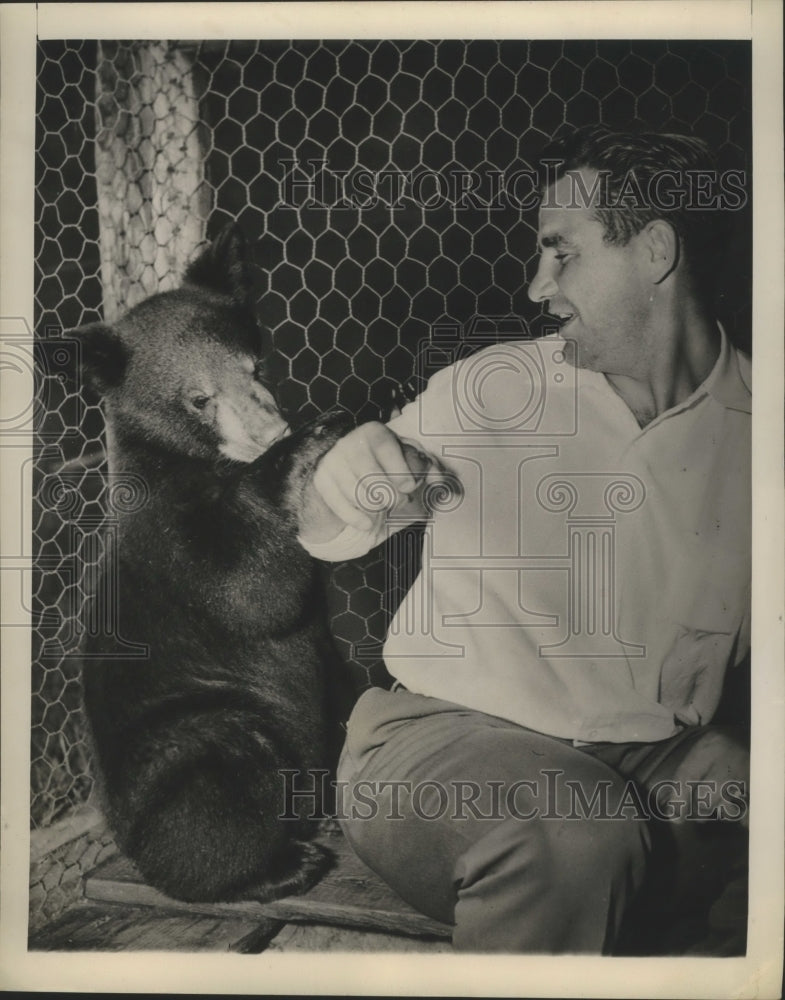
left=32, top=37, right=751, bottom=863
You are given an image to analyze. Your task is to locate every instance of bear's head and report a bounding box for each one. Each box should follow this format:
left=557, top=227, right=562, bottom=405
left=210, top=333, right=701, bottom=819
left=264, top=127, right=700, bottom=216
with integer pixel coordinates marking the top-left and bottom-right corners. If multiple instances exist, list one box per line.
left=73, top=225, right=289, bottom=465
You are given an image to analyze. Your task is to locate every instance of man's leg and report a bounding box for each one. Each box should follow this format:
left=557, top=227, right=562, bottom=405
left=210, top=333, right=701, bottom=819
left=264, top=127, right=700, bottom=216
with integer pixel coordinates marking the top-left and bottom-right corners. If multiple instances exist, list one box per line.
left=587, top=725, right=750, bottom=955
left=336, top=688, right=651, bottom=953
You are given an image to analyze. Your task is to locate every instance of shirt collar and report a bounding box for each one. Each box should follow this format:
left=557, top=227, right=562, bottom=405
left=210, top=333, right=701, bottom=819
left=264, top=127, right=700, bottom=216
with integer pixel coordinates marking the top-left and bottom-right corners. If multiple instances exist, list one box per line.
left=701, top=323, right=752, bottom=414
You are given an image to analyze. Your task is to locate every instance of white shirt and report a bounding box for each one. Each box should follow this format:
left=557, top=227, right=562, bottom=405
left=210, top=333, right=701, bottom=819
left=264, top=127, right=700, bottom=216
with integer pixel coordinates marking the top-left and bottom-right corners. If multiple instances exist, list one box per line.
left=304, top=329, right=751, bottom=743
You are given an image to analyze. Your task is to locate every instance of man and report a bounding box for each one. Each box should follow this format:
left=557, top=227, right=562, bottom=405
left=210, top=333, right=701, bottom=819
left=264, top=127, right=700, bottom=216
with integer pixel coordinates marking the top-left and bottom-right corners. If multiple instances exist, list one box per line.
left=299, top=127, right=751, bottom=953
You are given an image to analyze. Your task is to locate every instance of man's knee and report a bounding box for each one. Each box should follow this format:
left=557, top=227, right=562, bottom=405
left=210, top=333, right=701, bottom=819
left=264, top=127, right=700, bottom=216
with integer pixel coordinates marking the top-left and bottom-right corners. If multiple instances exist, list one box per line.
left=682, top=727, right=749, bottom=780
left=452, top=809, right=650, bottom=952
left=457, top=807, right=648, bottom=887
left=669, top=728, right=749, bottom=822
left=335, top=778, right=465, bottom=925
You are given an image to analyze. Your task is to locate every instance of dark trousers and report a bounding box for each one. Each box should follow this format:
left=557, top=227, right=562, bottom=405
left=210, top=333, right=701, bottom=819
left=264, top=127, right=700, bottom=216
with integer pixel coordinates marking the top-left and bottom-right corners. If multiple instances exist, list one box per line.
left=336, top=687, right=749, bottom=954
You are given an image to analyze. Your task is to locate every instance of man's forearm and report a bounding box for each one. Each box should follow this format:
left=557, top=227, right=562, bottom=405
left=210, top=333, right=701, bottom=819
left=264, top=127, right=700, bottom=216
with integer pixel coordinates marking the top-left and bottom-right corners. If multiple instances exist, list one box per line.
left=297, top=430, right=447, bottom=561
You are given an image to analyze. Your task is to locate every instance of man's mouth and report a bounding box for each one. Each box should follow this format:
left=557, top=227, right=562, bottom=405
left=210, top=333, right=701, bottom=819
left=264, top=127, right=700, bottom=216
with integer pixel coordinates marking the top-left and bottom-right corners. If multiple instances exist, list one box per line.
left=546, top=309, right=576, bottom=332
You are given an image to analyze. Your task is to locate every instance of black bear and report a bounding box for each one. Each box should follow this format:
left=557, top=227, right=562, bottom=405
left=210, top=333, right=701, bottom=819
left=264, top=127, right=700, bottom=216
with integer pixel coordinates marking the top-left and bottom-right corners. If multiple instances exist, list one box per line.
left=74, top=225, right=352, bottom=902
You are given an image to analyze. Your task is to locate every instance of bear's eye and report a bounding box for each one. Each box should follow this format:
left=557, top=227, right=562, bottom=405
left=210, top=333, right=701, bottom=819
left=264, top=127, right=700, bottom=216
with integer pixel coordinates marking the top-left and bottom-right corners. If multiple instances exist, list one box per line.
left=190, top=395, right=211, bottom=411
left=253, top=360, right=268, bottom=384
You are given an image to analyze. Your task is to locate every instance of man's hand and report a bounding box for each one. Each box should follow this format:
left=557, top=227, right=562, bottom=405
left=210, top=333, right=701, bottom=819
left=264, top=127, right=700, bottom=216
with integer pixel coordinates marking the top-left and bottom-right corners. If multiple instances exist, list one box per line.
left=300, top=421, right=445, bottom=542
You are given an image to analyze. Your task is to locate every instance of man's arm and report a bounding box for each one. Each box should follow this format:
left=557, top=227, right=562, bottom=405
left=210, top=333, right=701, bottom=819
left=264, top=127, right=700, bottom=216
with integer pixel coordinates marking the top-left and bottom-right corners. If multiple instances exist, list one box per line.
left=297, top=420, right=446, bottom=560
left=298, top=358, right=464, bottom=561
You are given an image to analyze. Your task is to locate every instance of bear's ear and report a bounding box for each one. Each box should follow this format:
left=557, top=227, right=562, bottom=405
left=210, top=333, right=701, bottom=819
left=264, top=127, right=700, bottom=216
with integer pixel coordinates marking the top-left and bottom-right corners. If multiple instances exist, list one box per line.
left=71, top=322, right=128, bottom=395
left=182, top=224, right=252, bottom=307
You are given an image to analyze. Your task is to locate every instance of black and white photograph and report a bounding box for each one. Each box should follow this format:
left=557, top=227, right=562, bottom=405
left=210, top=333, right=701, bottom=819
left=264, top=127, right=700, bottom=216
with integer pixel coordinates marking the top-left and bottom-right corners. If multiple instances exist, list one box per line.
left=1, top=1, right=782, bottom=995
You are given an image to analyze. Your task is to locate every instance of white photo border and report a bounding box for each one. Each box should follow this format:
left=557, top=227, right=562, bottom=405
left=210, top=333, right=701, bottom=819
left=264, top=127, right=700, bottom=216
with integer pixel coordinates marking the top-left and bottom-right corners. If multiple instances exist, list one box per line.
left=1, top=2, right=782, bottom=996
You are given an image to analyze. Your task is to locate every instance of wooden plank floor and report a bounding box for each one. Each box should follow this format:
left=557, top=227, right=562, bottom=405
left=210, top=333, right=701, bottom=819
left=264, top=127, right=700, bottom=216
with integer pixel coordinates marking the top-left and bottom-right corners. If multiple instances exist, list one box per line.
left=84, top=829, right=452, bottom=941
left=28, top=900, right=281, bottom=953
left=30, top=899, right=451, bottom=953
left=267, top=922, right=451, bottom=952
left=31, top=828, right=453, bottom=952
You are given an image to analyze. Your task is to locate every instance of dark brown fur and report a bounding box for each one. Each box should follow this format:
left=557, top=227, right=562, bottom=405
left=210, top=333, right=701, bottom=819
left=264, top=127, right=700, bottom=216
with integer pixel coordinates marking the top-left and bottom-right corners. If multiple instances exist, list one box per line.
left=75, top=226, right=352, bottom=902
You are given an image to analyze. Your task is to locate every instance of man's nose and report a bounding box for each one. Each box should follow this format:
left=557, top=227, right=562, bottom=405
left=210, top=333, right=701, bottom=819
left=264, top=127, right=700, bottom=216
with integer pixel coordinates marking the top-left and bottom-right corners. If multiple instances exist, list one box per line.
left=527, top=257, right=558, bottom=303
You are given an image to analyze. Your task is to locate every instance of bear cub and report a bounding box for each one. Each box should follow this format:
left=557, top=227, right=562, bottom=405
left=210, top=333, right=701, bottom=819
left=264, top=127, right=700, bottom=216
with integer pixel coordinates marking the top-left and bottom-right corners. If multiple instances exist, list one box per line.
left=75, top=225, right=352, bottom=902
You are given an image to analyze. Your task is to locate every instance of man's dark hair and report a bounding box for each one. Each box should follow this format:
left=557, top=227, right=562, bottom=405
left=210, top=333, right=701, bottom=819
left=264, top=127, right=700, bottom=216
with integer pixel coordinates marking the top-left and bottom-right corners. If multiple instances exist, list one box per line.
left=537, top=126, right=732, bottom=298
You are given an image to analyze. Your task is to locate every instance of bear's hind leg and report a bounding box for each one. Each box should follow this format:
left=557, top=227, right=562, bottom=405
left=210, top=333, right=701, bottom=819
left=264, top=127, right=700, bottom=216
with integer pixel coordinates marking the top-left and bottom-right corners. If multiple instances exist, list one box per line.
left=237, top=838, right=333, bottom=902
left=114, top=720, right=327, bottom=902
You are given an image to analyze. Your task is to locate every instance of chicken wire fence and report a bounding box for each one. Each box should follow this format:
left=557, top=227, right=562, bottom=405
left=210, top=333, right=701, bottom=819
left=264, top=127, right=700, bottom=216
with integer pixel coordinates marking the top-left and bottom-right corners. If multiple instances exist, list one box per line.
left=31, top=37, right=751, bottom=907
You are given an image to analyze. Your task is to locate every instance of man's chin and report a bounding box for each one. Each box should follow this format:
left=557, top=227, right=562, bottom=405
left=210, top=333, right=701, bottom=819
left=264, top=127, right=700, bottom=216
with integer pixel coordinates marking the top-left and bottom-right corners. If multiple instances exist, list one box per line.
left=560, top=337, right=599, bottom=372
left=561, top=337, right=580, bottom=368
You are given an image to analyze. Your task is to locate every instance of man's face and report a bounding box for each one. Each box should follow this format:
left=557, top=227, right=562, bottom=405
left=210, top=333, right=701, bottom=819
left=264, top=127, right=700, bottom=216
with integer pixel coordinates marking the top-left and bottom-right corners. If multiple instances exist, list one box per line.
left=528, top=168, right=653, bottom=376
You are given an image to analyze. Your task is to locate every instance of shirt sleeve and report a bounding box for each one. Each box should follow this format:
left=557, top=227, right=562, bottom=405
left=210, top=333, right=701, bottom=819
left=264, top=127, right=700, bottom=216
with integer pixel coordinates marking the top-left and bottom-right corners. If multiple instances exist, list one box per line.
left=298, top=521, right=387, bottom=561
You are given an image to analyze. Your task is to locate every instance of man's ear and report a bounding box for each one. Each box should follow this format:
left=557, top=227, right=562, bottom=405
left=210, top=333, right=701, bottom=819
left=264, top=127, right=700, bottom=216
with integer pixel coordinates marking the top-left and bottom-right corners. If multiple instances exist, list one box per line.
left=183, top=224, right=252, bottom=307
left=71, top=322, right=128, bottom=395
left=644, top=220, right=680, bottom=284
